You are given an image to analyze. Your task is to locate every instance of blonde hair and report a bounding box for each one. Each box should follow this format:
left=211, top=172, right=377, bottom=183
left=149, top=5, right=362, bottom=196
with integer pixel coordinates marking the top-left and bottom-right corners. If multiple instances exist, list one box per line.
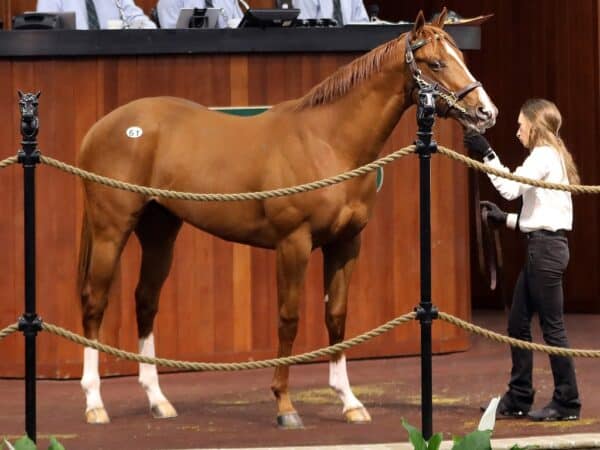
left=521, top=98, right=580, bottom=185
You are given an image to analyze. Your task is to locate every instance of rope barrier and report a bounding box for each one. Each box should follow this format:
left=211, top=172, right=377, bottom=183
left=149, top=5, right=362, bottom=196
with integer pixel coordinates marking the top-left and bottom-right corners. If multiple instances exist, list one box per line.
left=2, top=144, right=600, bottom=370
left=0, top=156, right=18, bottom=169
left=3, top=311, right=599, bottom=372
left=0, top=323, right=18, bottom=341
left=439, top=312, right=600, bottom=358
left=438, top=147, right=600, bottom=194
left=39, top=147, right=416, bottom=202
left=40, top=312, right=417, bottom=371
left=29, top=147, right=600, bottom=201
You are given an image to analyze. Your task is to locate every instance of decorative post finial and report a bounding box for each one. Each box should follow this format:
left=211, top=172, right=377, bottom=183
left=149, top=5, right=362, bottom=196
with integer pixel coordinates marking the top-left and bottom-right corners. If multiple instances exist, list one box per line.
left=415, top=86, right=438, bottom=155
left=17, top=91, right=41, bottom=166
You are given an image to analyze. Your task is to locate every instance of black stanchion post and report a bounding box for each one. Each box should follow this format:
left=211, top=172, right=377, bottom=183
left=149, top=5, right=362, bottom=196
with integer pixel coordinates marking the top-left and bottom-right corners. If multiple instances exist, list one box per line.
left=414, top=86, right=439, bottom=440
left=17, top=91, right=42, bottom=443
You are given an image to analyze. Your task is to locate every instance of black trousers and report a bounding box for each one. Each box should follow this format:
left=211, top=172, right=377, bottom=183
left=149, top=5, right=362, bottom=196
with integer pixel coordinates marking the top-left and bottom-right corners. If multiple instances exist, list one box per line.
left=505, top=232, right=581, bottom=415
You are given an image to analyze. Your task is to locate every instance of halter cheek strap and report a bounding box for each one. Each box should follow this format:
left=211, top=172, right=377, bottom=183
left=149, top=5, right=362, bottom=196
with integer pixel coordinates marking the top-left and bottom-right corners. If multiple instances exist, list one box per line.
left=404, top=32, right=482, bottom=116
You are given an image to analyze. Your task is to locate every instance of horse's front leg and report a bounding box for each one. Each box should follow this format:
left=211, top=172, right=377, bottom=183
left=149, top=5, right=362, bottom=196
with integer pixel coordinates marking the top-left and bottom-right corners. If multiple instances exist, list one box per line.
left=271, top=226, right=312, bottom=429
left=323, top=235, right=371, bottom=424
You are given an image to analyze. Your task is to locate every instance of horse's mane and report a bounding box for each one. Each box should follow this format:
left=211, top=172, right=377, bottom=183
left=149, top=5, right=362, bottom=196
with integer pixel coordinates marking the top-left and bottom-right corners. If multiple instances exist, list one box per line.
left=294, top=27, right=453, bottom=111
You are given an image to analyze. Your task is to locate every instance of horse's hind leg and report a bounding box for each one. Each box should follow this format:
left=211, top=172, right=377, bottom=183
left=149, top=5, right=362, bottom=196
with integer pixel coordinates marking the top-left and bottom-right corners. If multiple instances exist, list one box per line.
left=271, top=226, right=312, bottom=429
left=323, top=235, right=371, bottom=424
left=134, top=202, right=182, bottom=419
left=80, top=216, right=133, bottom=424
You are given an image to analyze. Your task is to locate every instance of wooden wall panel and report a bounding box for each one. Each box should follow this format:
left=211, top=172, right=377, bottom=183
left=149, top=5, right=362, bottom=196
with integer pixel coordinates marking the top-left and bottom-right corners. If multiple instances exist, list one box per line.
left=0, top=50, right=470, bottom=377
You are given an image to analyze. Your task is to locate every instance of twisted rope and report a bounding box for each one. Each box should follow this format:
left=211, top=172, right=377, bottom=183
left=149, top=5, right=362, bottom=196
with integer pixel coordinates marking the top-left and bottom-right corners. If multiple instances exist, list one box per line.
left=439, top=147, right=600, bottom=194
left=39, top=146, right=415, bottom=202
left=0, top=156, right=18, bottom=169
left=439, top=312, right=600, bottom=358
left=0, top=323, right=19, bottom=341
left=40, top=146, right=600, bottom=201
left=41, top=312, right=417, bottom=371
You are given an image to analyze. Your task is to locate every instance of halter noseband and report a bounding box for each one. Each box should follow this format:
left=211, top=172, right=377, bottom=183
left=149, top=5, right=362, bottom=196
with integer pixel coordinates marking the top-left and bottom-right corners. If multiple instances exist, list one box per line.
left=404, top=32, right=482, bottom=116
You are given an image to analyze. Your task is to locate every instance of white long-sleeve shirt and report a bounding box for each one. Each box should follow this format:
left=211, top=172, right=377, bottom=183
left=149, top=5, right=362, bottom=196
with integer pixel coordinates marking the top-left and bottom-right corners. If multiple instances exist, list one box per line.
left=485, top=145, right=572, bottom=232
left=157, top=0, right=243, bottom=29
left=292, top=0, right=368, bottom=24
left=36, top=0, right=156, bottom=29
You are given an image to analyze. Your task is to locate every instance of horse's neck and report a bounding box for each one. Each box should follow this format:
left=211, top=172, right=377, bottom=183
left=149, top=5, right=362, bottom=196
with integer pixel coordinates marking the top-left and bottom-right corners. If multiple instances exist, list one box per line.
left=302, top=67, right=413, bottom=166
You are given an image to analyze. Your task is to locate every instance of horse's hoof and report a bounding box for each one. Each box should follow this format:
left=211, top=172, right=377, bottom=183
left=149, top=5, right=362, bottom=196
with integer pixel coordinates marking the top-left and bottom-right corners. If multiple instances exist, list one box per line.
left=345, top=407, right=372, bottom=424
left=151, top=401, right=178, bottom=419
left=277, top=411, right=304, bottom=429
left=85, top=407, right=110, bottom=424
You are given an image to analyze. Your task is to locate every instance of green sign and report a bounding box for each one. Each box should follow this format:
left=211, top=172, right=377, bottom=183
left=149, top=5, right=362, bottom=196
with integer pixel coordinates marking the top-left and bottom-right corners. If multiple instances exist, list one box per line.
left=376, top=167, right=384, bottom=192
left=211, top=106, right=270, bottom=117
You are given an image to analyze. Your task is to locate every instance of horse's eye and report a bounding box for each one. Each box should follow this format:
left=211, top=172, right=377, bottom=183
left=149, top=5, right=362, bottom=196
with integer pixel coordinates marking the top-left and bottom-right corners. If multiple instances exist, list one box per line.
left=428, top=60, right=445, bottom=71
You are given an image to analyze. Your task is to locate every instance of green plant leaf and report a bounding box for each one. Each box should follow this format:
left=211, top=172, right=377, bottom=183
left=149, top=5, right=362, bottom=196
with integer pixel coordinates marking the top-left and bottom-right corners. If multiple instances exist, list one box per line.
left=426, top=433, right=443, bottom=450
left=451, top=430, right=491, bottom=450
left=47, top=437, right=65, bottom=450
left=401, top=418, right=427, bottom=450
left=12, top=436, right=36, bottom=450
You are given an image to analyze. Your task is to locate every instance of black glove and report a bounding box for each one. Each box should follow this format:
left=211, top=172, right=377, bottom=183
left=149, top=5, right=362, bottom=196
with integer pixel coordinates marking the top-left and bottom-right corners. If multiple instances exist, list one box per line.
left=480, top=200, right=507, bottom=225
left=464, top=133, right=493, bottom=159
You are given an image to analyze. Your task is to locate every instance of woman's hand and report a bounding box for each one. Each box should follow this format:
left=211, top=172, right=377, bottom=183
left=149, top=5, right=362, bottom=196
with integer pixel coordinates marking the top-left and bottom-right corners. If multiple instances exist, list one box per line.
left=464, top=133, right=494, bottom=159
left=480, top=200, right=508, bottom=225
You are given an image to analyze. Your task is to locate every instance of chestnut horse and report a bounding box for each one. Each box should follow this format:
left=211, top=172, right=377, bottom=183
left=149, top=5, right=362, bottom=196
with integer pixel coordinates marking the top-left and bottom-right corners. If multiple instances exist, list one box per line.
left=77, top=10, right=497, bottom=427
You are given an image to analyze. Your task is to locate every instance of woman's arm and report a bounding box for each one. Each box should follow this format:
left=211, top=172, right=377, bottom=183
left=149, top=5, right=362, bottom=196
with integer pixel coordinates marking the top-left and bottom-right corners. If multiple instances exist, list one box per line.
left=486, top=148, right=550, bottom=200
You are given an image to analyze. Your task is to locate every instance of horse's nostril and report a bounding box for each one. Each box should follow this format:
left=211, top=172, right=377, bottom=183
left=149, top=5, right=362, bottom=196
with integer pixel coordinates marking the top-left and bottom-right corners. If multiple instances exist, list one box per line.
left=476, top=107, right=492, bottom=120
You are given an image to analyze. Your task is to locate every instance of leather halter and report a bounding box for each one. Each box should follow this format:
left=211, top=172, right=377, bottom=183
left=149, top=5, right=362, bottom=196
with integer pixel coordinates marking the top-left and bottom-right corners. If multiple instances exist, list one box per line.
left=404, top=32, right=482, bottom=117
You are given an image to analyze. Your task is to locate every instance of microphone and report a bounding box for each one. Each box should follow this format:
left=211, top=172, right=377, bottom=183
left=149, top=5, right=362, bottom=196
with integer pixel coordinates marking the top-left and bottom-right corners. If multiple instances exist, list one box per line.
left=237, top=0, right=250, bottom=11
left=367, top=4, right=379, bottom=22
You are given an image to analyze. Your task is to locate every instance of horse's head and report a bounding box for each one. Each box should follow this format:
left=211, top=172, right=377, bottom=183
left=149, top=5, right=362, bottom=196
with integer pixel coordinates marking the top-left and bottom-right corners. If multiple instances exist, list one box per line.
left=405, top=9, right=497, bottom=133
left=18, top=90, right=41, bottom=139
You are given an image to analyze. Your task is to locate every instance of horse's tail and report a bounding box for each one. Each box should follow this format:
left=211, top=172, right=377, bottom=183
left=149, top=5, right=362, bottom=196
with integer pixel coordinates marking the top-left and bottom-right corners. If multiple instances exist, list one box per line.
left=78, top=209, right=92, bottom=296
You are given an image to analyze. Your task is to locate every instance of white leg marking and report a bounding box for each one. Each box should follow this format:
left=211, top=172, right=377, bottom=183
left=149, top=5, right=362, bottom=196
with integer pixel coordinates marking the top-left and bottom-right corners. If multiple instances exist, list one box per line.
left=81, top=347, right=104, bottom=412
left=138, top=333, right=169, bottom=407
left=329, top=354, right=363, bottom=413
left=443, top=41, right=496, bottom=115
left=324, top=294, right=329, bottom=303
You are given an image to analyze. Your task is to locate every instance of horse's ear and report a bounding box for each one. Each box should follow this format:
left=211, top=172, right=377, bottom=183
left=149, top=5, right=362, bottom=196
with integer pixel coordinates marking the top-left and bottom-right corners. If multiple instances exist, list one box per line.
left=413, top=10, right=426, bottom=35
left=35, top=91, right=41, bottom=99
left=434, top=7, right=448, bottom=29
left=18, top=90, right=23, bottom=99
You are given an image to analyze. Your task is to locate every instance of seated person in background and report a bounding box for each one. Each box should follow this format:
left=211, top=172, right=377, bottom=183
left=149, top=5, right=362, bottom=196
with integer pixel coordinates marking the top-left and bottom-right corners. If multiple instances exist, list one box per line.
left=36, top=0, right=157, bottom=29
left=157, top=0, right=244, bottom=29
left=292, top=0, right=368, bottom=25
